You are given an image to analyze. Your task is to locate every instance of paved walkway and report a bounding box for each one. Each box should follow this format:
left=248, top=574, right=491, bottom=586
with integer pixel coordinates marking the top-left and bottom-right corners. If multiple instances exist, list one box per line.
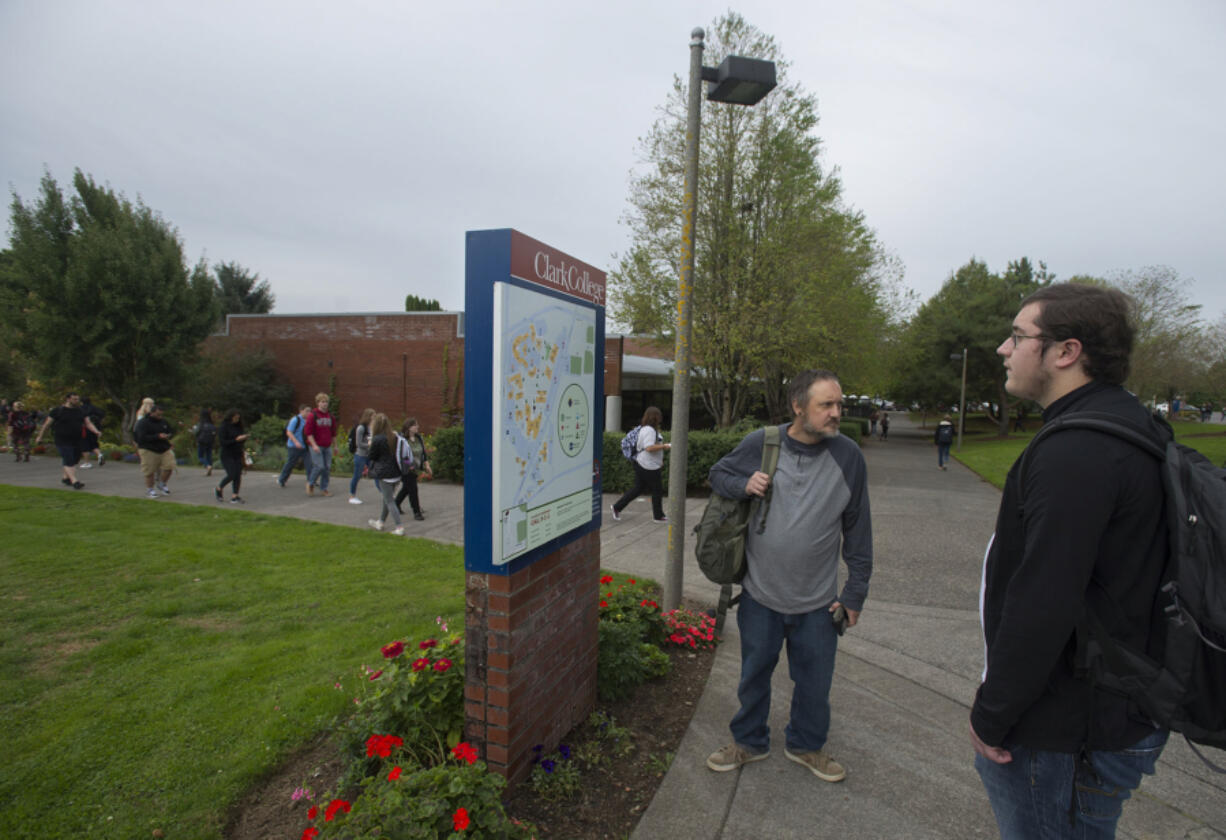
left=2, top=419, right=1223, bottom=838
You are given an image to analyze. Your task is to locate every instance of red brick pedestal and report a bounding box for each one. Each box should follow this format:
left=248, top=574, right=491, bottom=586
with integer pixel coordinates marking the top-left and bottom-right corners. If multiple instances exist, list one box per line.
left=464, top=530, right=600, bottom=784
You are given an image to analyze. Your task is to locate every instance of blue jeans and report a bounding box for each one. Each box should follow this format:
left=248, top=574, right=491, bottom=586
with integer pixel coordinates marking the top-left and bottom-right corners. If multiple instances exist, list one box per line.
left=730, top=590, right=838, bottom=753
left=937, top=442, right=951, bottom=467
left=350, top=454, right=369, bottom=495
left=278, top=447, right=310, bottom=486
left=197, top=443, right=213, bottom=468
left=976, top=729, right=1167, bottom=839
left=307, top=448, right=332, bottom=491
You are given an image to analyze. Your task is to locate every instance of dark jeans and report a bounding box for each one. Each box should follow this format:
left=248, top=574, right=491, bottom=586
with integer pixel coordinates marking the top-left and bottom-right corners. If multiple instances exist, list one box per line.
left=350, top=454, right=369, bottom=495
left=218, top=452, right=243, bottom=495
left=613, top=461, right=664, bottom=519
left=395, top=471, right=421, bottom=515
left=976, top=728, right=1167, bottom=839
left=197, top=443, right=213, bottom=467
left=730, top=590, right=838, bottom=754
left=278, top=447, right=310, bottom=486
left=937, top=442, right=951, bottom=467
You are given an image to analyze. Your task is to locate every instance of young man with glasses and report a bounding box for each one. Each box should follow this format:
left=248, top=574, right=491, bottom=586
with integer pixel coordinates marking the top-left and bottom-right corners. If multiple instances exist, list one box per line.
left=971, top=283, right=1169, bottom=838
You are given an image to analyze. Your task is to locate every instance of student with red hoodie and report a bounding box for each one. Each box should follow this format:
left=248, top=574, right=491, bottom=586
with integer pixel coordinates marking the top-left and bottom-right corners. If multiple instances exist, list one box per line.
left=303, top=392, right=335, bottom=497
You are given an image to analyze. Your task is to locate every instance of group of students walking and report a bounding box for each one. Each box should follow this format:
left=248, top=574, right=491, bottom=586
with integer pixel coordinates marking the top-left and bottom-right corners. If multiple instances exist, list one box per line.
left=270, top=395, right=432, bottom=536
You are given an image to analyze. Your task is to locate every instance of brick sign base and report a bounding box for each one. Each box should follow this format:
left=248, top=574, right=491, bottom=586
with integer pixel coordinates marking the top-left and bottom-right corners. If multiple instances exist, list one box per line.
left=464, top=530, right=600, bottom=784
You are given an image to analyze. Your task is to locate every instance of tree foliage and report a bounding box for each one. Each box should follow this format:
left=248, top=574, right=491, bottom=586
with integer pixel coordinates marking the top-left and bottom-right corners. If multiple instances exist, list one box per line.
left=609, top=13, right=895, bottom=427
left=888, top=257, right=1046, bottom=433
left=3, top=169, right=218, bottom=438
left=183, top=342, right=293, bottom=423
left=1109, top=266, right=1205, bottom=404
left=405, top=294, right=442, bottom=312
left=213, top=260, right=274, bottom=321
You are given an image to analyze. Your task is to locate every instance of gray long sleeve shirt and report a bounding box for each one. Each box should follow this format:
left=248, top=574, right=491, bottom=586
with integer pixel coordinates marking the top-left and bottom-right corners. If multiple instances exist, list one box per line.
left=708, top=425, right=873, bottom=614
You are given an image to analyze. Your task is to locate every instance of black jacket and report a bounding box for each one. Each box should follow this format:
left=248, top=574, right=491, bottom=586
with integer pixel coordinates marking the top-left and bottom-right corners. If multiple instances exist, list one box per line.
left=971, top=381, right=1169, bottom=751
left=134, top=415, right=173, bottom=453
left=219, top=420, right=245, bottom=460
left=367, top=433, right=401, bottom=482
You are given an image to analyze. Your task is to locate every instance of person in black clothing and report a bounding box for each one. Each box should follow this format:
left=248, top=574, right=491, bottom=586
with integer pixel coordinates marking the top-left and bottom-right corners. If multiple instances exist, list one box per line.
left=971, top=284, right=1170, bottom=838
left=7, top=401, right=36, bottom=461
left=214, top=409, right=250, bottom=503
left=134, top=404, right=176, bottom=498
left=366, top=412, right=404, bottom=535
left=878, top=412, right=889, bottom=440
left=195, top=409, right=217, bottom=477
left=78, top=397, right=106, bottom=469
left=394, top=418, right=433, bottom=521
left=34, top=392, right=100, bottom=489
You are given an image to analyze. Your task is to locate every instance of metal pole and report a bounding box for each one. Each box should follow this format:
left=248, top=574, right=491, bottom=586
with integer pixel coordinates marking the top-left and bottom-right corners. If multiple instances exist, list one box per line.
left=663, top=27, right=705, bottom=611
left=957, top=347, right=967, bottom=450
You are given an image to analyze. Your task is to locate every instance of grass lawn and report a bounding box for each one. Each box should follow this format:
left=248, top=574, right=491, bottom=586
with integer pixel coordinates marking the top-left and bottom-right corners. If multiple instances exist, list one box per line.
left=0, top=485, right=465, bottom=839
left=954, top=418, right=1226, bottom=488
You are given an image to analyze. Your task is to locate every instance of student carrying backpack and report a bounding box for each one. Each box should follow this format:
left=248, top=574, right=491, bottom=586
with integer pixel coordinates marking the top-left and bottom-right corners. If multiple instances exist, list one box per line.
left=1019, top=411, right=1226, bottom=768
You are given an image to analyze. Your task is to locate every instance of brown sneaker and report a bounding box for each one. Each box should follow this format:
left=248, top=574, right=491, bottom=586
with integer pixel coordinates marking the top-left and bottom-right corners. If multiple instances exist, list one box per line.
left=706, top=743, right=769, bottom=772
left=784, top=748, right=845, bottom=782
left=306, top=484, right=314, bottom=496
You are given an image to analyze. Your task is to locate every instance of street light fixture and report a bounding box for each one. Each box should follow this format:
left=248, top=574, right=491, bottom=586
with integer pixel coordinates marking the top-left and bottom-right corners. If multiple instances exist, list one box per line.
left=663, top=28, right=777, bottom=611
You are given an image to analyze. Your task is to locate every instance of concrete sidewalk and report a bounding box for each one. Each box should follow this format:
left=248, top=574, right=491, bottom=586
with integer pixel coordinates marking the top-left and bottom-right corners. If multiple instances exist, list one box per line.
left=2, top=422, right=1223, bottom=838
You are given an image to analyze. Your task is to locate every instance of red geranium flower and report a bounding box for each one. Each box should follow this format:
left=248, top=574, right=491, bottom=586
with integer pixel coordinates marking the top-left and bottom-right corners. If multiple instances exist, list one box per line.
left=600, top=574, right=613, bottom=584
left=307, top=805, right=318, bottom=820
left=412, top=658, right=429, bottom=671
left=368, top=669, right=383, bottom=681
left=628, top=578, right=636, bottom=584
left=419, top=638, right=438, bottom=649
left=452, top=741, right=479, bottom=764
left=301, top=828, right=319, bottom=840
left=433, top=658, right=453, bottom=672
left=453, top=807, right=471, bottom=831
left=381, top=641, right=405, bottom=659
left=324, top=799, right=351, bottom=821
left=599, top=600, right=608, bottom=608
left=365, top=734, right=405, bottom=758
left=388, top=765, right=402, bottom=780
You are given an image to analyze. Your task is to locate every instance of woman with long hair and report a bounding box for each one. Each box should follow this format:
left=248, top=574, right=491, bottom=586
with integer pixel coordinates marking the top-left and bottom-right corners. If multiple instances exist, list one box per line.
left=394, top=417, right=432, bottom=521
left=365, top=412, right=404, bottom=535
left=348, top=407, right=375, bottom=505
left=610, top=406, right=671, bottom=523
left=214, top=409, right=249, bottom=503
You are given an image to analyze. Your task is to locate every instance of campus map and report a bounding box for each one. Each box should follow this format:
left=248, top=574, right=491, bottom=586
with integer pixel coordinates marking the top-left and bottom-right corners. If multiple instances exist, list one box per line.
left=493, top=282, right=596, bottom=563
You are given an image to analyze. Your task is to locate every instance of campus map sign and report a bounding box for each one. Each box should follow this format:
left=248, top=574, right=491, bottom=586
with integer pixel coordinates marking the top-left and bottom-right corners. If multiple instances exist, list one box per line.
left=464, top=229, right=606, bottom=574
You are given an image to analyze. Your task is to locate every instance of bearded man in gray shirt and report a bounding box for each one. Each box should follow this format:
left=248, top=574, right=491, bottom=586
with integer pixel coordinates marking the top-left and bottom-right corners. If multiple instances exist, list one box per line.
left=705, top=369, right=873, bottom=783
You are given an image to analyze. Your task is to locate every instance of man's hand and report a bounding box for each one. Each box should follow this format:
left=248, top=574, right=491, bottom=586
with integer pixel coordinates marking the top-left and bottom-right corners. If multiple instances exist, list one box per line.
left=969, top=722, right=1012, bottom=764
left=828, top=601, right=860, bottom=627
left=745, top=470, right=771, bottom=497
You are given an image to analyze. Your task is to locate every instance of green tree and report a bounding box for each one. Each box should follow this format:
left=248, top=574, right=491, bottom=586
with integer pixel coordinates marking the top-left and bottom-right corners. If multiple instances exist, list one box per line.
left=609, top=12, right=893, bottom=427
left=889, top=258, right=1045, bottom=434
left=405, top=294, right=442, bottom=312
left=214, top=261, right=274, bottom=321
left=3, top=169, right=219, bottom=439
left=183, top=343, right=293, bottom=424
left=1110, top=266, right=1204, bottom=405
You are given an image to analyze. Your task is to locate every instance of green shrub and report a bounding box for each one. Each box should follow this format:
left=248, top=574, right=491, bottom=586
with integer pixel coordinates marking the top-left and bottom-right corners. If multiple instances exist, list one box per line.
left=248, top=413, right=289, bottom=453
left=597, top=577, right=666, bottom=646
left=312, top=758, right=534, bottom=839
left=839, top=419, right=862, bottom=443
left=430, top=426, right=464, bottom=482
left=596, top=620, right=672, bottom=702
left=335, top=629, right=466, bottom=785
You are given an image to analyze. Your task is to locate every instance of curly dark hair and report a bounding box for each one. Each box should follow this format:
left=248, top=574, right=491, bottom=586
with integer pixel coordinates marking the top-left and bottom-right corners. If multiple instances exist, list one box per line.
left=1022, top=284, right=1135, bottom=385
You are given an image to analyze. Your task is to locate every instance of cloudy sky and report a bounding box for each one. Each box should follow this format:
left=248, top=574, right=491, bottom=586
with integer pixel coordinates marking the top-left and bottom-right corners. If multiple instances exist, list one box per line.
left=3, top=0, right=1223, bottom=325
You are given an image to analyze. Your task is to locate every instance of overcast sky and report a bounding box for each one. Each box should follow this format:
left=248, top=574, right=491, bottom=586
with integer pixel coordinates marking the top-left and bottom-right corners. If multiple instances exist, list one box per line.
left=3, top=0, right=1223, bottom=326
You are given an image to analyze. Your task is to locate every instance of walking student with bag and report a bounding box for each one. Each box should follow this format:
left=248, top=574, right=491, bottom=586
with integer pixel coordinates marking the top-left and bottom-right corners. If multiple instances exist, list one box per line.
left=609, top=406, right=671, bottom=523
left=394, top=418, right=432, bottom=521
left=277, top=405, right=311, bottom=488
left=704, top=369, right=872, bottom=784
left=365, top=412, right=404, bottom=535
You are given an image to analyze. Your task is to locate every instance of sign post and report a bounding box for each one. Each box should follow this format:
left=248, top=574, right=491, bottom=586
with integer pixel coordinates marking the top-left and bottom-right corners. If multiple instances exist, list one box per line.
left=462, top=229, right=606, bottom=783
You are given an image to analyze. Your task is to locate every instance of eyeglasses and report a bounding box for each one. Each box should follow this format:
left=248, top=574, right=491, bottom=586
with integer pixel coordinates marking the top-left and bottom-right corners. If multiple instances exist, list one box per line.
left=1008, top=331, right=1049, bottom=348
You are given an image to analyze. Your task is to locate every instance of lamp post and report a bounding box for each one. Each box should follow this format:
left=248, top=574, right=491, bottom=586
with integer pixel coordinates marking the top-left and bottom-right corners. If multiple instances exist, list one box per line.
left=950, top=349, right=968, bottom=450
left=663, top=28, right=776, bottom=611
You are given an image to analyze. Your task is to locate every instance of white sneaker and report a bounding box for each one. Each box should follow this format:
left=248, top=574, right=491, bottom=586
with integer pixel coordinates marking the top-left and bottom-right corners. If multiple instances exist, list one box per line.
left=368, top=519, right=383, bottom=531
left=79, top=462, right=93, bottom=470
left=391, top=526, right=405, bottom=536
left=609, top=504, right=621, bottom=521
left=146, top=488, right=159, bottom=498
left=348, top=497, right=363, bottom=505
left=158, top=483, right=171, bottom=495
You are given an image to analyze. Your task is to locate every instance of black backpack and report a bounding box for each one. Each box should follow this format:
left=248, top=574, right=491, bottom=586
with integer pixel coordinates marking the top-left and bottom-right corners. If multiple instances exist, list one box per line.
left=692, top=426, right=782, bottom=633
left=1020, top=411, right=1226, bottom=769
left=937, top=424, right=954, bottom=445
left=347, top=424, right=358, bottom=454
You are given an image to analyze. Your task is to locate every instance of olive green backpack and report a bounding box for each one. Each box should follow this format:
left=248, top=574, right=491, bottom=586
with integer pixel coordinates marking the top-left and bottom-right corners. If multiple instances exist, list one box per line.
left=692, top=425, right=782, bottom=632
